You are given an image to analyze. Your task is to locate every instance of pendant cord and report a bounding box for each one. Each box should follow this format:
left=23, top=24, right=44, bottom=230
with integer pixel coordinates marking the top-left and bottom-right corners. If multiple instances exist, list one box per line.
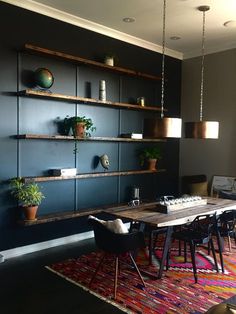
left=161, top=0, right=166, bottom=119
left=200, top=9, right=206, bottom=122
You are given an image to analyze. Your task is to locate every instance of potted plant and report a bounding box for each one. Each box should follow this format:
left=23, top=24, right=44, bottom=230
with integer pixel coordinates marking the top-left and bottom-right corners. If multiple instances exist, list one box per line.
left=138, top=146, right=161, bottom=171
left=63, top=115, right=96, bottom=138
left=104, top=52, right=118, bottom=66
left=10, top=178, right=45, bottom=220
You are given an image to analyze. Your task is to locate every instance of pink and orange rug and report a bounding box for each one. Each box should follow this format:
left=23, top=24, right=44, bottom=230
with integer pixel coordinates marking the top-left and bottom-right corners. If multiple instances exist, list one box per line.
left=46, top=242, right=236, bottom=314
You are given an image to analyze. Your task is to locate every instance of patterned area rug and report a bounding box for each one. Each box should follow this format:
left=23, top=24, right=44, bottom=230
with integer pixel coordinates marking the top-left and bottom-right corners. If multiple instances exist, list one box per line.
left=47, top=241, right=236, bottom=314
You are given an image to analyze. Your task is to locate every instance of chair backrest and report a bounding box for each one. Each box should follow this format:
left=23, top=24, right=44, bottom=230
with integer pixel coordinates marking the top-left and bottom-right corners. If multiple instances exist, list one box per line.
left=88, top=218, right=145, bottom=254
left=218, top=210, right=236, bottom=232
left=190, top=213, right=216, bottom=235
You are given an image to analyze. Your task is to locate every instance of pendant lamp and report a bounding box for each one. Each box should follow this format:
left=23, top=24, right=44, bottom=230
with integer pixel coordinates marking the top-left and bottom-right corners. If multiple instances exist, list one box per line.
left=144, top=0, right=182, bottom=138
left=185, top=6, right=219, bottom=139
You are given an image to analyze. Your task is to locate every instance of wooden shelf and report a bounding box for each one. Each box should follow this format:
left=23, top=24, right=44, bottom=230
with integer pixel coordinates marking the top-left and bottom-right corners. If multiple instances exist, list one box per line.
left=24, top=43, right=161, bottom=81
left=16, top=134, right=166, bottom=143
left=18, top=208, right=103, bottom=226
left=18, top=89, right=165, bottom=112
left=23, top=169, right=166, bottom=183
left=18, top=201, right=159, bottom=226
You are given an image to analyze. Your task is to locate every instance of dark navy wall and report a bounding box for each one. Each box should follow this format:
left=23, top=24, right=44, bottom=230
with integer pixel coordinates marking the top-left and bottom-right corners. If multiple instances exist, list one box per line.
left=0, top=2, right=181, bottom=251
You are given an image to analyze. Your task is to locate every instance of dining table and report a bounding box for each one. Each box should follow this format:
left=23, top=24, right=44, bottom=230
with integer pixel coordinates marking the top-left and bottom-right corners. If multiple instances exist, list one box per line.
left=103, top=197, right=236, bottom=279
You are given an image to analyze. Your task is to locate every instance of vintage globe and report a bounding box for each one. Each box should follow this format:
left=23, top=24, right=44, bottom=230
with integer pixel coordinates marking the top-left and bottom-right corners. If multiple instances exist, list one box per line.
left=34, top=68, right=54, bottom=89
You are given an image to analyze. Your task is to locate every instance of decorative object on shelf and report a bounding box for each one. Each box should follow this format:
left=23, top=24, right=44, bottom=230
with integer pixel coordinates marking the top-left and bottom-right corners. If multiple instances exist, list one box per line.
left=104, top=52, right=119, bottom=67
left=63, top=115, right=96, bottom=138
left=128, top=186, right=140, bottom=206
left=100, top=154, right=110, bottom=170
left=138, top=146, right=161, bottom=171
left=137, top=97, right=145, bottom=107
left=99, top=80, right=106, bottom=101
left=34, top=67, right=54, bottom=90
left=120, top=133, right=143, bottom=139
left=104, top=55, right=114, bottom=66
left=50, top=168, right=77, bottom=176
left=10, top=177, right=45, bottom=221
left=144, top=0, right=182, bottom=138
left=185, top=6, right=219, bottom=139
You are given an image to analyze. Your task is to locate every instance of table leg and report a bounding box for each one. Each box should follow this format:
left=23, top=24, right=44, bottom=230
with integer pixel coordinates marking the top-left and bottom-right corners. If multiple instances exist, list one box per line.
left=158, top=226, right=173, bottom=279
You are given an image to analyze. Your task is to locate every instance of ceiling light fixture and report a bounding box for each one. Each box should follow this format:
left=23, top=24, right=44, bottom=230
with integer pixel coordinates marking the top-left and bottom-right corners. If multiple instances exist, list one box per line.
left=170, top=36, right=181, bottom=40
left=144, top=0, right=182, bottom=139
left=122, top=17, right=135, bottom=23
left=223, top=20, right=236, bottom=28
left=185, top=6, right=219, bottom=139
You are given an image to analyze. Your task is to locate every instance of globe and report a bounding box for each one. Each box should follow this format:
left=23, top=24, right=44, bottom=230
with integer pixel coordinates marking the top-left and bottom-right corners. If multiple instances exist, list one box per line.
left=34, top=68, right=54, bottom=89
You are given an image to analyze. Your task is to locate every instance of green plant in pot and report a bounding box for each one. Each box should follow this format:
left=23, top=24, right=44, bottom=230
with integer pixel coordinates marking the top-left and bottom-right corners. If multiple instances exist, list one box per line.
left=138, top=146, right=161, bottom=171
left=63, top=115, right=96, bottom=138
left=10, top=178, right=45, bottom=220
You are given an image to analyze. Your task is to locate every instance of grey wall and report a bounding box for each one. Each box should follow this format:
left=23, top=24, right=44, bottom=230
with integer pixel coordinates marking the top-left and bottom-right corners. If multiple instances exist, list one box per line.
left=180, top=49, right=236, bottom=185
left=0, top=2, right=181, bottom=251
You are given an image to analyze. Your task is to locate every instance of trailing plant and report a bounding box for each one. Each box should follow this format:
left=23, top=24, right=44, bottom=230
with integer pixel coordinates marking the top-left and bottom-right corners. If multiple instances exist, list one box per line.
left=138, top=146, right=161, bottom=166
left=10, top=178, right=45, bottom=207
left=63, top=115, right=96, bottom=137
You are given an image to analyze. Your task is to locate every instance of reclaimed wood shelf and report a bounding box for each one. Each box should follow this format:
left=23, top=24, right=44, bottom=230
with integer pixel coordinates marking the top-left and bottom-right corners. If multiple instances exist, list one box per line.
left=18, top=201, right=158, bottom=226
left=16, top=134, right=166, bottom=143
left=24, top=43, right=162, bottom=81
left=23, top=169, right=166, bottom=183
left=19, top=208, right=103, bottom=226
left=18, top=89, right=165, bottom=112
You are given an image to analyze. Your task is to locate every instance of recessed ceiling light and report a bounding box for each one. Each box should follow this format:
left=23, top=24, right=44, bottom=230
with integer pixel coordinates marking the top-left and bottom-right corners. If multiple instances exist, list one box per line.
left=223, top=20, right=236, bottom=28
left=170, top=36, right=181, bottom=40
left=122, top=17, right=135, bottom=23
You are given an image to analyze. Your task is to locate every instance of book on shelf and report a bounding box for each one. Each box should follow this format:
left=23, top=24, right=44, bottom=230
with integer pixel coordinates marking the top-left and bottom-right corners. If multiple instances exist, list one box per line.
left=120, top=133, right=143, bottom=139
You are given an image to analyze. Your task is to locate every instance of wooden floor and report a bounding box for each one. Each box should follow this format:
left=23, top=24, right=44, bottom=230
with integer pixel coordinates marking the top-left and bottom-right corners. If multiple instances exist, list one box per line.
left=0, top=238, right=123, bottom=314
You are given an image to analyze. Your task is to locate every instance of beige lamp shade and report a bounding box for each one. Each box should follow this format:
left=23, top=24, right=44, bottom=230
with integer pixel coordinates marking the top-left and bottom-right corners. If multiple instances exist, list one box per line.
left=185, top=121, right=219, bottom=139
left=143, top=117, right=182, bottom=138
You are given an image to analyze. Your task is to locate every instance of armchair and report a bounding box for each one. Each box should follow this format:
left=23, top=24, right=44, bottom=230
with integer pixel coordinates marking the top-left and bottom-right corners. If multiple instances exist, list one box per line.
left=88, top=217, right=146, bottom=299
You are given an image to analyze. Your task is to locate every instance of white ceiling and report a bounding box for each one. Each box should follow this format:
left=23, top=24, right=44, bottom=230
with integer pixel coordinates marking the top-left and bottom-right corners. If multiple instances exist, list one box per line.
left=3, top=0, right=236, bottom=59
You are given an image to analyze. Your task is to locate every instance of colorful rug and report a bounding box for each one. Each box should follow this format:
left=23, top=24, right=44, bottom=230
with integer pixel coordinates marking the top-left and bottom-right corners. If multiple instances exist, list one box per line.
left=46, top=241, right=236, bottom=314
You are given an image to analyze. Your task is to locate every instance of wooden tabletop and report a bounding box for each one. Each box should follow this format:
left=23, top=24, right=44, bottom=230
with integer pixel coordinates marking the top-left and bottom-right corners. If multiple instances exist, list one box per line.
left=104, top=197, right=236, bottom=227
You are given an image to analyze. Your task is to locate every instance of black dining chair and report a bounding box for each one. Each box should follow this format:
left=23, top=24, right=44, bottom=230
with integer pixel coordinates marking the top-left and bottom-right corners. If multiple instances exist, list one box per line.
left=88, top=217, right=146, bottom=300
left=217, top=210, right=236, bottom=252
left=169, top=213, right=220, bottom=283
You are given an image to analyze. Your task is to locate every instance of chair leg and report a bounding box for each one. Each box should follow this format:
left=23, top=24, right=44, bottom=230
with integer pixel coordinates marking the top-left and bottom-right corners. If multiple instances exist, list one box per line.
left=129, top=253, right=146, bottom=287
left=228, top=235, right=232, bottom=252
left=210, top=238, right=219, bottom=272
left=89, top=252, right=106, bottom=288
left=189, top=241, right=198, bottom=283
left=216, top=232, right=225, bottom=273
left=114, top=256, right=119, bottom=300
left=184, top=241, right=187, bottom=262
left=178, top=240, right=182, bottom=256
left=166, top=248, right=170, bottom=270
left=207, top=242, right=210, bottom=255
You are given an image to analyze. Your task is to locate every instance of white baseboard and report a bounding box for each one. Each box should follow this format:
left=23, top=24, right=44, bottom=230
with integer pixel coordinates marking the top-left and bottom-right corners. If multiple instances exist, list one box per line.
left=0, top=222, right=131, bottom=262
left=0, top=231, right=94, bottom=261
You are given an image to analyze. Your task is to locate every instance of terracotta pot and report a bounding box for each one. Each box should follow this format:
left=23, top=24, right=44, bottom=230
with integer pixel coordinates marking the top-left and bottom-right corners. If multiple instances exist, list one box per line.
left=147, top=159, right=157, bottom=171
left=22, top=205, right=38, bottom=220
left=74, top=122, right=85, bottom=138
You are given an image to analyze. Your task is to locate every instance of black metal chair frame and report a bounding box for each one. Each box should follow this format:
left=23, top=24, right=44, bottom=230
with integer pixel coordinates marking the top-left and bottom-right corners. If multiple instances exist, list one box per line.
left=216, top=210, right=236, bottom=252
left=170, top=213, right=220, bottom=283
